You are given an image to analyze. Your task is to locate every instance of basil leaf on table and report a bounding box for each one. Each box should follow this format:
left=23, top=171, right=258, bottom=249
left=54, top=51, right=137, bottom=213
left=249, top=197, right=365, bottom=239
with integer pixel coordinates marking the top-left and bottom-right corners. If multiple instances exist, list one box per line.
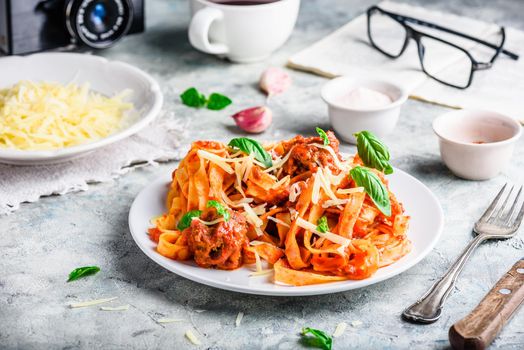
left=354, top=130, right=393, bottom=175
left=316, top=127, right=330, bottom=146
left=349, top=166, right=391, bottom=216
left=180, top=87, right=206, bottom=108
left=300, top=327, right=333, bottom=350
left=206, top=93, right=232, bottom=110
left=228, top=137, right=273, bottom=168
left=177, top=210, right=203, bottom=231
left=316, top=216, right=329, bottom=233
left=67, top=266, right=100, bottom=282
left=206, top=200, right=230, bottom=222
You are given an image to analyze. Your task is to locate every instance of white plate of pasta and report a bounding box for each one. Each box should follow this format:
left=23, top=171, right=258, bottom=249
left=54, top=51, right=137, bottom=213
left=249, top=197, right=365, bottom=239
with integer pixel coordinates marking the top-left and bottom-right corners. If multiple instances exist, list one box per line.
left=129, top=131, right=443, bottom=296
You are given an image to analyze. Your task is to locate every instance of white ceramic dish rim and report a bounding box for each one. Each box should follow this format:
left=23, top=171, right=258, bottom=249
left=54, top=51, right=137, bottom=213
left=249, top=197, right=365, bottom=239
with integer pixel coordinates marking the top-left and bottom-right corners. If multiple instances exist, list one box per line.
left=0, top=54, right=163, bottom=162
left=128, top=166, right=444, bottom=296
left=432, top=109, right=522, bottom=148
left=321, top=76, right=409, bottom=112
left=196, top=0, right=296, bottom=11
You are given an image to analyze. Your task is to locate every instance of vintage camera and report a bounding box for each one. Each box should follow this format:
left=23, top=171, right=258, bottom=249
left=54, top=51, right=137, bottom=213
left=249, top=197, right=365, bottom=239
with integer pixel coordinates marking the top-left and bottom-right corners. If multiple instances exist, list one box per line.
left=0, top=0, right=144, bottom=55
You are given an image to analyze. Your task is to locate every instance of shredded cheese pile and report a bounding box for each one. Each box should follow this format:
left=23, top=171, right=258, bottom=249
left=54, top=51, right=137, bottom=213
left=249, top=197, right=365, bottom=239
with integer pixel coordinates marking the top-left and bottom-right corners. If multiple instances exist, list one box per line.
left=0, top=81, right=133, bottom=150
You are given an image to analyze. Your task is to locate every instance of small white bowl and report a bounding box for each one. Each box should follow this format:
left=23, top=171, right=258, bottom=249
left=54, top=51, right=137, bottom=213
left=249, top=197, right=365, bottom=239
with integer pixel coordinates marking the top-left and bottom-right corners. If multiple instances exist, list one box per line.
left=321, top=76, right=408, bottom=144
left=433, top=109, right=522, bottom=180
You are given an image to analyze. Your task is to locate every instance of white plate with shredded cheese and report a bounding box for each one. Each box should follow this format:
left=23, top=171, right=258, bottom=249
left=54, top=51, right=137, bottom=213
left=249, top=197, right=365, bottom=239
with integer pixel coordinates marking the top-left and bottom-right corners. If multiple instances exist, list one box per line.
left=128, top=167, right=443, bottom=296
left=0, top=53, right=162, bottom=165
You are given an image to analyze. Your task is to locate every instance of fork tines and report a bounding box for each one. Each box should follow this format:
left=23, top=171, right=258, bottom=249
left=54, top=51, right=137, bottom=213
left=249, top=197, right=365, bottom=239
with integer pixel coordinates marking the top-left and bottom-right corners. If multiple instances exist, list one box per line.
left=479, top=183, right=524, bottom=229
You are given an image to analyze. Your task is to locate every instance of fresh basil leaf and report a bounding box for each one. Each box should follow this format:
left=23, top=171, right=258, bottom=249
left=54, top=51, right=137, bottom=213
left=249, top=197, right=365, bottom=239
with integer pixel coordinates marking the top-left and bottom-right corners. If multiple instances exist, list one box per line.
left=180, top=87, right=206, bottom=108
left=177, top=210, right=203, bottom=231
left=206, top=200, right=230, bottom=222
left=67, top=266, right=100, bottom=282
left=300, top=327, right=332, bottom=350
left=316, top=216, right=329, bottom=233
left=228, top=137, right=273, bottom=168
left=206, top=93, right=232, bottom=110
left=354, top=130, right=393, bottom=175
left=349, top=166, right=391, bottom=216
left=316, top=127, right=330, bottom=146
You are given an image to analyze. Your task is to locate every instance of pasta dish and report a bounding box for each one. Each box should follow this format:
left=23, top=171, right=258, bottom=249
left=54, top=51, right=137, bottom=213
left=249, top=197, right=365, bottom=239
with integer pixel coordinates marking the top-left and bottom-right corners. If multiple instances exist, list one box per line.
left=148, top=130, right=411, bottom=285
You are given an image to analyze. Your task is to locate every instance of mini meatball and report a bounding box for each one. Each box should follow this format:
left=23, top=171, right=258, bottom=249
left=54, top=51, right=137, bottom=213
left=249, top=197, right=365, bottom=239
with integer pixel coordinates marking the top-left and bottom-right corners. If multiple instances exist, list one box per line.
left=188, top=211, right=249, bottom=270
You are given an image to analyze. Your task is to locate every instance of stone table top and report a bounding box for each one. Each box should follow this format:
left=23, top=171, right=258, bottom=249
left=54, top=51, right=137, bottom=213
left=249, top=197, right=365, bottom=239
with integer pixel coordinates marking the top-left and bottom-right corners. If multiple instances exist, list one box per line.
left=1, top=0, right=524, bottom=349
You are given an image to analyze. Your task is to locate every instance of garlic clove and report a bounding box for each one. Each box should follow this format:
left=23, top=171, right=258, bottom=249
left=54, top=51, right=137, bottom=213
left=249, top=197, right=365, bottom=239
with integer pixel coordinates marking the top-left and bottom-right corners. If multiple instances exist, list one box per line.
left=259, top=67, right=292, bottom=96
left=232, top=106, right=272, bottom=134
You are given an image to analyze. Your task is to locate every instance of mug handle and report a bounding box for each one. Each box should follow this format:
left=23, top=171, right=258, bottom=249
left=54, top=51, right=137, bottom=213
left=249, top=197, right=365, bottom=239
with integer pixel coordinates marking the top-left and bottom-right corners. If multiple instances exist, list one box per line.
left=188, top=7, right=229, bottom=55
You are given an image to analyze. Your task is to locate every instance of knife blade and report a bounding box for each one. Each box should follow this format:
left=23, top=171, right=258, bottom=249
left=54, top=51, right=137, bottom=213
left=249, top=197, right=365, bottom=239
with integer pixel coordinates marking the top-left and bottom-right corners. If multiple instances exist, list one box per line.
left=449, top=257, right=524, bottom=350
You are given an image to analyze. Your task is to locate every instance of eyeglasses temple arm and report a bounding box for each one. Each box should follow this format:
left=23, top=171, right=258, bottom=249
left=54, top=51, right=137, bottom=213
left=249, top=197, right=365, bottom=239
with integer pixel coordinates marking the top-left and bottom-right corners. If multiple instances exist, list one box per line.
left=387, top=12, right=519, bottom=60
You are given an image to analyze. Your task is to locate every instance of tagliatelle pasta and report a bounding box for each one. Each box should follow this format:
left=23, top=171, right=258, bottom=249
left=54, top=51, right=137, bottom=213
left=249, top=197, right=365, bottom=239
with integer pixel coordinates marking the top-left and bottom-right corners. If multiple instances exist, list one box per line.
left=148, top=131, right=411, bottom=286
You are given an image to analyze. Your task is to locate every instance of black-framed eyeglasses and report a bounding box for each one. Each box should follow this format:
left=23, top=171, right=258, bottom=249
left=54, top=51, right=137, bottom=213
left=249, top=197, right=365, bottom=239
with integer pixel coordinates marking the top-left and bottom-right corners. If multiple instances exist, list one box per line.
left=366, top=6, right=519, bottom=89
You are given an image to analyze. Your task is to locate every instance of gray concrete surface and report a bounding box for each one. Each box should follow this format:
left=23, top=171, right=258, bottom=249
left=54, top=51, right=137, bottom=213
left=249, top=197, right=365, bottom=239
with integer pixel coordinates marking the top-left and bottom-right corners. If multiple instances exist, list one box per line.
left=2, top=0, right=524, bottom=349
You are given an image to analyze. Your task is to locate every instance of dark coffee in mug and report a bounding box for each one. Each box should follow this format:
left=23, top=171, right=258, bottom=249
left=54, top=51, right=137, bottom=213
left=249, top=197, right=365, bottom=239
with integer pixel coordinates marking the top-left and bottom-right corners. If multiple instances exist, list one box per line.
left=210, top=0, right=280, bottom=5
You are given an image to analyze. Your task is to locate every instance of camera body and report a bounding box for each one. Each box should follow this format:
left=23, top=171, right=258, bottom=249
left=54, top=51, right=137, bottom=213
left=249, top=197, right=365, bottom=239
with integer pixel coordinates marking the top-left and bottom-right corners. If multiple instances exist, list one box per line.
left=0, top=0, right=144, bottom=55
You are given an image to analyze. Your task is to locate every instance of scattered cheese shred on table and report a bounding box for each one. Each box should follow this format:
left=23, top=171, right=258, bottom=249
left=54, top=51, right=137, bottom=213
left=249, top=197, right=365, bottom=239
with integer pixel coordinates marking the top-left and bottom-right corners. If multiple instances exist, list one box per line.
left=100, top=304, right=130, bottom=311
left=0, top=80, right=133, bottom=150
left=69, top=297, right=118, bottom=308
left=156, top=318, right=185, bottom=324
left=185, top=330, right=201, bottom=345
left=332, top=322, right=347, bottom=337
left=351, top=320, right=363, bottom=327
left=235, top=312, right=244, bottom=327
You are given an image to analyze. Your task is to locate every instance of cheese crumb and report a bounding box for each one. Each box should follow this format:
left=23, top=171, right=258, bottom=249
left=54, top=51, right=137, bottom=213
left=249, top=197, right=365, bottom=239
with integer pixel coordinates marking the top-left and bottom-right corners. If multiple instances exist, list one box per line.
left=69, top=297, right=118, bottom=308
left=100, top=304, right=130, bottom=311
left=332, top=322, right=347, bottom=337
left=235, top=311, right=244, bottom=327
left=156, top=318, right=185, bottom=323
left=351, top=320, right=363, bottom=327
left=185, top=330, right=201, bottom=345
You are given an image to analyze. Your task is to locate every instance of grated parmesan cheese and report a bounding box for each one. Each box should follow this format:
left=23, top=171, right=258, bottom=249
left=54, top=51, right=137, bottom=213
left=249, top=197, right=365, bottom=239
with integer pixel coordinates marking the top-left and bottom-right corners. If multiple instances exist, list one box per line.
left=254, top=250, right=263, bottom=272
left=267, top=216, right=290, bottom=228
left=242, top=203, right=263, bottom=227
left=251, top=203, right=267, bottom=216
left=69, top=297, right=118, bottom=308
left=337, top=187, right=365, bottom=195
left=289, top=182, right=302, bottom=202
left=296, top=217, right=351, bottom=247
left=263, top=146, right=296, bottom=173
left=0, top=81, right=133, bottom=150
left=193, top=217, right=224, bottom=226
left=333, top=322, right=347, bottom=337
left=322, top=198, right=349, bottom=208
left=311, top=143, right=348, bottom=171
left=197, top=150, right=234, bottom=174
left=235, top=312, right=244, bottom=327
left=185, top=330, right=201, bottom=345
left=249, top=269, right=274, bottom=277
left=351, top=320, right=363, bottom=327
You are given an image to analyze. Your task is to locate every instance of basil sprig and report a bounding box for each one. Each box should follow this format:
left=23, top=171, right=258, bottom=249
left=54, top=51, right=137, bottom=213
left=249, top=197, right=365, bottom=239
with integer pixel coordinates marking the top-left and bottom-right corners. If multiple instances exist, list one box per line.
left=349, top=166, right=391, bottom=216
left=207, top=200, right=230, bottom=222
left=354, top=131, right=393, bottom=175
left=67, top=266, right=100, bottom=282
left=177, top=210, right=202, bottom=231
left=316, top=216, right=329, bottom=233
left=316, top=127, right=330, bottom=145
left=228, top=137, right=273, bottom=168
left=180, top=88, right=232, bottom=110
left=300, top=327, right=332, bottom=350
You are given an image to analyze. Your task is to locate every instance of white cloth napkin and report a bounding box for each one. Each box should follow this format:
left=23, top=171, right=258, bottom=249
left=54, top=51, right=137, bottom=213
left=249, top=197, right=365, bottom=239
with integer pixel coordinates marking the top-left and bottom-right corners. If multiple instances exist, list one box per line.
left=0, top=114, right=186, bottom=215
left=288, top=1, right=524, bottom=122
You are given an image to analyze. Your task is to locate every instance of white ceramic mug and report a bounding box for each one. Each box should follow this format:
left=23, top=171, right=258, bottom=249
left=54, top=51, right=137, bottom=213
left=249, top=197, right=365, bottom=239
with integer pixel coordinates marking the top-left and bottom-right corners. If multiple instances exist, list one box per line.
left=188, top=0, right=300, bottom=63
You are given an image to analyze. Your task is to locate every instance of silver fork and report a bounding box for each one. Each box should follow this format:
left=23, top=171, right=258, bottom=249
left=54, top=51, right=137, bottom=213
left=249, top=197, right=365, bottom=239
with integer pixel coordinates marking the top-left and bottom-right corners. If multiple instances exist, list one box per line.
left=403, top=183, right=524, bottom=324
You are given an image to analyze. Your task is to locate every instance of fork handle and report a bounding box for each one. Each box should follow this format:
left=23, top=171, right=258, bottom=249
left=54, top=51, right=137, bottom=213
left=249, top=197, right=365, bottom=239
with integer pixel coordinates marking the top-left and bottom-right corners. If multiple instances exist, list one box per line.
left=449, top=259, right=524, bottom=350
left=403, top=234, right=487, bottom=323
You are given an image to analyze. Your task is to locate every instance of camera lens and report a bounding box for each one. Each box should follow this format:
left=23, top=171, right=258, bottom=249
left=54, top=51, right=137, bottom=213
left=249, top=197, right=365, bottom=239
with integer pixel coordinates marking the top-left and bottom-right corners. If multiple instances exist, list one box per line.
left=66, top=0, right=133, bottom=49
